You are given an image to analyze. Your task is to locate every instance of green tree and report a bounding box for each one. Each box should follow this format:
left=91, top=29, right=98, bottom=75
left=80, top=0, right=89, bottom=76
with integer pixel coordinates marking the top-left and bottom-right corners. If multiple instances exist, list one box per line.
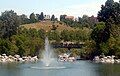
left=61, top=30, right=71, bottom=41
left=38, top=29, right=46, bottom=39
left=98, top=0, right=120, bottom=25
left=39, top=12, right=44, bottom=21
left=48, top=31, right=60, bottom=42
left=91, top=22, right=110, bottom=56
left=51, top=14, right=55, bottom=21
left=19, top=14, right=29, bottom=24
left=0, top=20, right=3, bottom=37
left=29, top=13, right=36, bottom=23
left=0, top=10, right=20, bottom=38
left=60, top=15, right=67, bottom=21
left=36, top=14, right=40, bottom=21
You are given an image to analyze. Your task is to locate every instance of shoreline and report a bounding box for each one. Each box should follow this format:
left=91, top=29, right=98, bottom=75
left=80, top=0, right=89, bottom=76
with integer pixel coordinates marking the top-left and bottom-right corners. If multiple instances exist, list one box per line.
left=93, top=55, right=120, bottom=64
left=0, top=54, right=38, bottom=63
left=1, top=54, right=120, bottom=64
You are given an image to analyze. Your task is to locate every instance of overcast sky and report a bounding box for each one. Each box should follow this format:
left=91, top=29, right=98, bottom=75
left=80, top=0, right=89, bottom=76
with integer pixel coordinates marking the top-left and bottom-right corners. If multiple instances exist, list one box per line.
left=0, top=0, right=119, bottom=18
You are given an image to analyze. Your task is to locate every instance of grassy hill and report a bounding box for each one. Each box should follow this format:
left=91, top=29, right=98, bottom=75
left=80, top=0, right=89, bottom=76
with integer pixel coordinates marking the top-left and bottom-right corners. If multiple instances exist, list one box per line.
left=21, top=21, right=78, bottom=32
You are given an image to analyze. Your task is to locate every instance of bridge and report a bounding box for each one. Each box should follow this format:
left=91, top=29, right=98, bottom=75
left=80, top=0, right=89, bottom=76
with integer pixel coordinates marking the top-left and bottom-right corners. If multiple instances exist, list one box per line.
left=51, top=43, right=84, bottom=50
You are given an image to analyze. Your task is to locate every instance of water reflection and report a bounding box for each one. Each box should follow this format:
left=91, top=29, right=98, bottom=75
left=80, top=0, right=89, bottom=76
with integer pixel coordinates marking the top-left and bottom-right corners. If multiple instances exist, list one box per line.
left=0, top=63, right=21, bottom=76
left=98, top=64, right=120, bottom=76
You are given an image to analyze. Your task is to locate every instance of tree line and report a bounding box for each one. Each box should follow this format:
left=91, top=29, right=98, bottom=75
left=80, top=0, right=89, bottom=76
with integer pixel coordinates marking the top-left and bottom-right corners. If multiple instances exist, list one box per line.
left=60, top=15, right=98, bottom=29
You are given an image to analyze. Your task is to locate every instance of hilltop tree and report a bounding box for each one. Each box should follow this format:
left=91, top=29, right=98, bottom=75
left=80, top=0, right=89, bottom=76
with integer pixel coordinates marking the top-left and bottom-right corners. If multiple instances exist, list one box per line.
left=30, top=13, right=36, bottom=23
left=60, top=15, right=67, bottom=21
left=19, top=14, right=29, bottom=24
left=81, top=15, right=90, bottom=27
left=0, top=10, right=20, bottom=38
left=36, top=14, right=40, bottom=21
left=51, top=14, right=55, bottom=21
left=39, top=12, right=44, bottom=21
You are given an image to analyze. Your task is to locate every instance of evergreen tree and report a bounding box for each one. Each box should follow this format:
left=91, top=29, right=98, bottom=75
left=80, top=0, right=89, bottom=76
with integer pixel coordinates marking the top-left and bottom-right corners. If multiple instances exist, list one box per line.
left=29, top=13, right=36, bottom=23
left=98, top=0, right=120, bottom=25
left=39, top=12, right=44, bottom=21
left=51, top=14, right=55, bottom=21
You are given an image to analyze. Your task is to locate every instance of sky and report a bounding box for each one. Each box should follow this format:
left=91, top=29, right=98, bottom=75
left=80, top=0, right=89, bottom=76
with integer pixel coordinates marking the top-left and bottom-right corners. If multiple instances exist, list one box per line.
left=0, top=0, right=119, bottom=18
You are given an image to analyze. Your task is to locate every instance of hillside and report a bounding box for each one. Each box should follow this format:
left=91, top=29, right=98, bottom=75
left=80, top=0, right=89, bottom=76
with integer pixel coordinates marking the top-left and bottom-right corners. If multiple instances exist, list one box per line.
left=21, top=21, right=77, bottom=32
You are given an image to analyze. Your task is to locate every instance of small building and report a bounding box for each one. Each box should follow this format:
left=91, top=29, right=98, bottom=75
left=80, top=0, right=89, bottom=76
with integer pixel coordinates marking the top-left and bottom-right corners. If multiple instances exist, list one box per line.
left=89, top=15, right=98, bottom=23
left=65, top=16, right=74, bottom=20
left=44, top=15, right=51, bottom=20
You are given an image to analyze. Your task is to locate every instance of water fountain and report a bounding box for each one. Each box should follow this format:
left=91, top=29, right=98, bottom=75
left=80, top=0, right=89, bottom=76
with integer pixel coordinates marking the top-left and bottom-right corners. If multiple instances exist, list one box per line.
left=31, top=37, right=65, bottom=70
left=41, top=37, right=54, bottom=67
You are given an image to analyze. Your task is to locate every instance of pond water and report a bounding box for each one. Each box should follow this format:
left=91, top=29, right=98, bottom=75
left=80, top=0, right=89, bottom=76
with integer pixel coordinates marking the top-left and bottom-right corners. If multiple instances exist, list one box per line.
left=0, top=60, right=120, bottom=76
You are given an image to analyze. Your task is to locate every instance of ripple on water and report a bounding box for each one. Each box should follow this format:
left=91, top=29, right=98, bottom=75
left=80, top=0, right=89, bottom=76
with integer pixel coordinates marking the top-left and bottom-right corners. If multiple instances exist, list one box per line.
left=30, top=66, right=66, bottom=70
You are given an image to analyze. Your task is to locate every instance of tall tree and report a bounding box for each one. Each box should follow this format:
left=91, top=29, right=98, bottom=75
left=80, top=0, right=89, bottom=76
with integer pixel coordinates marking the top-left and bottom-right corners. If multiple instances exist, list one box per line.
left=36, top=14, right=40, bottom=21
left=39, top=12, right=44, bottom=21
left=81, top=15, right=90, bottom=27
left=0, top=20, right=3, bottom=37
left=60, top=15, right=67, bottom=21
left=19, top=14, right=29, bottom=24
left=51, top=14, right=55, bottom=21
left=98, top=0, right=120, bottom=25
left=29, top=13, right=36, bottom=23
left=91, top=22, right=110, bottom=56
left=0, top=10, right=20, bottom=38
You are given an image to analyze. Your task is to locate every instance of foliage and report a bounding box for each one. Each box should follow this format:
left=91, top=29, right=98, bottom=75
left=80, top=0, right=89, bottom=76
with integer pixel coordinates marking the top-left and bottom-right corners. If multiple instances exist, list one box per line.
left=98, top=0, right=120, bottom=25
left=0, top=10, right=20, bottom=38
left=39, top=12, right=44, bottom=21
left=78, top=15, right=97, bottom=28
left=60, top=15, right=67, bottom=21
left=90, top=0, right=120, bottom=57
left=60, top=28, right=91, bottom=42
left=51, top=14, right=55, bottom=21
left=60, top=14, right=97, bottom=29
left=70, top=49, right=81, bottom=57
left=48, top=30, right=61, bottom=42
left=91, top=22, right=110, bottom=56
left=0, top=27, right=44, bottom=56
left=19, top=14, right=30, bottom=24
left=29, top=13, right=37, bottom=23
left=91, top=22, right=110, bottom=43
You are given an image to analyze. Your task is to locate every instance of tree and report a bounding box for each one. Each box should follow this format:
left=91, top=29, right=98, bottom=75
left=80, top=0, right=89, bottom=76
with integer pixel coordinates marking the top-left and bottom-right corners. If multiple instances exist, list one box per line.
left=36, top=14, right=40, bottom=21
left=78, top=15, right=97, bottom=28
left=81, top=15, right=90, bottom=27
left=98, top=0, right=120, bottom=25
left=51, top=14, right=55, bottom=21
left=39, top=12, right=44, bottom=21
left=48, top=30, right=60, bottom=42
left=61, top=30, right=70, bottom=41
left=0, top=20, right=3, bottom=37
left=38, top=29, right=45, bottom=39
left=29, top=13, right=36, bottom=23
left=19, top=14, right=29, bottom=24
left=60, top=15, right=67, bottom=21
left=0, top=10, right=20, bottom=38
left=91, top=22, right=110, bottom=56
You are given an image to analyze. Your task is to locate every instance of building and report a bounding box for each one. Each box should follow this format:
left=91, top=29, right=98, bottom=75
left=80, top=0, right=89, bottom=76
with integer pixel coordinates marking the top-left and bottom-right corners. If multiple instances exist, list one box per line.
left=65, top=16, right=74, bottom=20
left=89, top=15, right=98, bottom=23
left=44, top=15, right=51, bottom=20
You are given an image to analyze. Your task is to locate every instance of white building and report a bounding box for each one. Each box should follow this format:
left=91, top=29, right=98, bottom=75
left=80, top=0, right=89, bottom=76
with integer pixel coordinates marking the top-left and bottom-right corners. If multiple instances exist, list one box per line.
left=44, top=15, right=51, bottom=20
